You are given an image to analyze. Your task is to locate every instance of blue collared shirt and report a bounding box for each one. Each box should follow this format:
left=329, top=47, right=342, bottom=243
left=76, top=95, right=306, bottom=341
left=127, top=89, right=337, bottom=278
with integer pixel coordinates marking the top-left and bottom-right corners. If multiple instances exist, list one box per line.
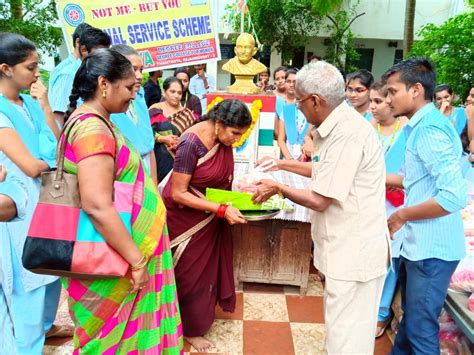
left=400, top=103, right=467, bottom=261
left=48, top=54, right=82, bottom=113
left=189, top=73, right=216, bottom=114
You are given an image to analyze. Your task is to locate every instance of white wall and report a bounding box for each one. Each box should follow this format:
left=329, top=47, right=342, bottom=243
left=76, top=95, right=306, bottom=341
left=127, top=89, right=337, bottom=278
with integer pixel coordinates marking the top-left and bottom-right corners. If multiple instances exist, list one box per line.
left=352, top=39, right=399, bottom=79
left=344, top=0, right=465, bottom=40
left=216, top=0, right=468, bottom=40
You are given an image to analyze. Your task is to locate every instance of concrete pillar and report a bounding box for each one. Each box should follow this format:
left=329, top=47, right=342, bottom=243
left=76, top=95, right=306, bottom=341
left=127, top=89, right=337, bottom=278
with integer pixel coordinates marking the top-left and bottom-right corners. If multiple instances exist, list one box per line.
left=207, top=60, right=218, bottom=88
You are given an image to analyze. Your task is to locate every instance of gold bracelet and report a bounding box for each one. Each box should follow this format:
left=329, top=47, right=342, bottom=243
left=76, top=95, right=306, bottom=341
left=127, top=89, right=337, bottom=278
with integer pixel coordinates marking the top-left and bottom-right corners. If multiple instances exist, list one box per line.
left=154, top=132, right=162, bottom=143
left=131, top=255, right=148, bottom=271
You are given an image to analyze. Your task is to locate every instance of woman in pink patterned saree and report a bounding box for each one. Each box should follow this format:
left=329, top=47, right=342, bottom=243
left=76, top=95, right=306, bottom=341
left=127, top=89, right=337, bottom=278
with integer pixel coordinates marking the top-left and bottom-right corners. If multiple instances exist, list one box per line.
left=60, top=49, right=182, bottom=354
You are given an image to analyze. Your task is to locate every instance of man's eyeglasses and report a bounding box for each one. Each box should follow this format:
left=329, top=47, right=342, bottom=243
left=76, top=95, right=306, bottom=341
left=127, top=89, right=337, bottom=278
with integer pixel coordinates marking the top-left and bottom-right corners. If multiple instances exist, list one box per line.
left=346, top=87, right=368, bottom=94
left=296, top=95, right=313, bottom=106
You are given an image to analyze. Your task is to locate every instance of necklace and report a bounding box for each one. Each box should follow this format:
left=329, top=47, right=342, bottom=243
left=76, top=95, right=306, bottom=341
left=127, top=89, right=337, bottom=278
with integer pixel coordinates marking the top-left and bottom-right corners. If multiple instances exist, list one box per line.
left=377, top=118, right=400, bottom=154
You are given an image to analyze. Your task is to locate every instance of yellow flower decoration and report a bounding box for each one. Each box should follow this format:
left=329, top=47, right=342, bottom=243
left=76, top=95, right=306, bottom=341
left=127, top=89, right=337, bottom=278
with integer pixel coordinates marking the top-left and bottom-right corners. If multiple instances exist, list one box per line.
left=205, top=96, right=263, bottom=148
left=206, top=96, right=224, bottom=113
left=233, top=99, right=262, bottom=148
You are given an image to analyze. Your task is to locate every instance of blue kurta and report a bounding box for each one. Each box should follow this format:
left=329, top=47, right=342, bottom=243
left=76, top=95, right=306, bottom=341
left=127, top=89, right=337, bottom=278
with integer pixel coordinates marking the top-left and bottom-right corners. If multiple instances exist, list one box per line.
left=0, top=94, right=58, bottom=354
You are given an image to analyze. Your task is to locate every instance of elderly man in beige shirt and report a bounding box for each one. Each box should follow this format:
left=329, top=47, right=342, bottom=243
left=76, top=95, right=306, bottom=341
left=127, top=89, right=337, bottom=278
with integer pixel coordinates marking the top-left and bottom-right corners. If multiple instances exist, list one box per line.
left=253, top=61, right=390, bottom=354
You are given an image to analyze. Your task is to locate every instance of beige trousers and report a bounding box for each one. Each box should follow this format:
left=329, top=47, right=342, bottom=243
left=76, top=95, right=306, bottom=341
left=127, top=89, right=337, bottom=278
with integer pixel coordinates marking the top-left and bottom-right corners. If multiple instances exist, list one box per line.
left=324, top=274, right=385, bottom=354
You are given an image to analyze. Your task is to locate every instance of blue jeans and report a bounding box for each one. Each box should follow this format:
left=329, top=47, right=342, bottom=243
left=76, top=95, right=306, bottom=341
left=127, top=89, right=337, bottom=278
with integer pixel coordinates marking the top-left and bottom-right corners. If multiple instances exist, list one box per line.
left=378, top=258, right=399, bottom=322
left=391, top=256, right=459, bottom=355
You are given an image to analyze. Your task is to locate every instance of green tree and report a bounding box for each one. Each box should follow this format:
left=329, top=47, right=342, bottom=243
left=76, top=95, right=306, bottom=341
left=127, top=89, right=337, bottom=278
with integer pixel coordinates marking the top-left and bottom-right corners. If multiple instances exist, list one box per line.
left=227, top=0, right=363, bottom=72
left=0, top=0, right=63, bottom=56
left=324, top=3, right=365, bottom=73
left=409, top=11, right=474, bottom=100
left=233, top=0, right=343, bottom=62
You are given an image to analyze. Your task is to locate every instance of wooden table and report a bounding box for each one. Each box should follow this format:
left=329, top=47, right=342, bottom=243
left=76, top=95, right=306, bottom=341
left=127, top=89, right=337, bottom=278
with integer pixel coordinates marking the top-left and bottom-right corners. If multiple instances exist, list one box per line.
left=232, top=219, right=312, bottom=295
left=232, top=163, right=313, bottom=295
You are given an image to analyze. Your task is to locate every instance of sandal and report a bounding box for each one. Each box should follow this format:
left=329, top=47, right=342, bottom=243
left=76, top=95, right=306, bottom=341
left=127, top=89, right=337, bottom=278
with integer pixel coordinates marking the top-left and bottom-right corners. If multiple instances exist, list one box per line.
left=46, top=324, right=74, bottom=338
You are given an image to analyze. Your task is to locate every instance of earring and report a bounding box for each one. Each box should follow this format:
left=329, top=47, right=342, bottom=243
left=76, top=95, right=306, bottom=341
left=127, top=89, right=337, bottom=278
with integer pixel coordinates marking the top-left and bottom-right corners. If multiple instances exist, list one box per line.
left=215, top=126, right=219, bottom=136
left=102, top=90, right=107, bottom=99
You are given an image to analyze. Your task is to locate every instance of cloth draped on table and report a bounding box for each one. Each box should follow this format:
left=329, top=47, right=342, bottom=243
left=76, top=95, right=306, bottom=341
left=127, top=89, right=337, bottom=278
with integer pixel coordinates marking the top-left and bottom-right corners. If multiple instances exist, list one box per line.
left=150, top=106, right=198, bottom=181
left=60, top=113, right=182, bottom=354
left=162, top=134, right=236, bottom=337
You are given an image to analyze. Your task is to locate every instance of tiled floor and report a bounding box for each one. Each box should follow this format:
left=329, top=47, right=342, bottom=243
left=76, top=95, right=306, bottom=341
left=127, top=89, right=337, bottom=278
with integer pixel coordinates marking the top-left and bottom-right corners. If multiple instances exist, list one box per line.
left=43, top=274, right=393, bottom=354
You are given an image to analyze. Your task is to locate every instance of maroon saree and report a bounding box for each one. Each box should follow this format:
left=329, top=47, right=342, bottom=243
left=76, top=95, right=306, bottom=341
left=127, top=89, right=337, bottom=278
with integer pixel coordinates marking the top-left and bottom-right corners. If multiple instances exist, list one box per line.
left=161, top=140, right=236, bottom=337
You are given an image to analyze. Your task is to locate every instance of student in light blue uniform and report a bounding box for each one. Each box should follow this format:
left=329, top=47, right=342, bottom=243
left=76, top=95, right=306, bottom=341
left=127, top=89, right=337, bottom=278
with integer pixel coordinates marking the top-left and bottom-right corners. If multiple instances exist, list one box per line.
left=369, top=81, right=409, bottom=338
left=0, top=168, right=28, bottom=350
left=346, top=69, right=374, bottom=121
left=434, top=84, right=468, bottom=135
left=110, top=45, right=157, bottom=185
left=0, top=33, right=66, bottom=354
left=277, top=69, right=309, bottom=160
left=272, top=66, right=288, bottom=139
left=385, top=58, right=467, bottom=354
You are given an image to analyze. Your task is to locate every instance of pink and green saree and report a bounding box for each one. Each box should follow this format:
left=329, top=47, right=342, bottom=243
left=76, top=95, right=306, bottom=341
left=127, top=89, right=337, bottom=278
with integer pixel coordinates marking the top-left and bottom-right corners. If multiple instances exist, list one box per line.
left=60, top=113, right=183, bottom=354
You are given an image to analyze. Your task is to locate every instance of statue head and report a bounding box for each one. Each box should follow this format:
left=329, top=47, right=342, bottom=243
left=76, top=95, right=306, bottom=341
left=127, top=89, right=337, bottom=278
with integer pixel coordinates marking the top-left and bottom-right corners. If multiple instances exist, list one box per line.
left=234, top=33, right=258, bottom=65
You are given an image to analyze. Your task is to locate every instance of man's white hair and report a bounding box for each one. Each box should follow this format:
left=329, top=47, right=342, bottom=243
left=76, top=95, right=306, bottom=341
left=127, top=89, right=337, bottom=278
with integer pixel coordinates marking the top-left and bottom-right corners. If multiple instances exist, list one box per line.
left=296, top=61, right=346, bottom=108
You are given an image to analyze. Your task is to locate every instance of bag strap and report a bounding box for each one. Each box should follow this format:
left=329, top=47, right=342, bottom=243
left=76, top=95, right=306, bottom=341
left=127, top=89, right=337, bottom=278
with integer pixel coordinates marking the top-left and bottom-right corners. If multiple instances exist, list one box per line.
left=55, top=112, right=119, bottom=182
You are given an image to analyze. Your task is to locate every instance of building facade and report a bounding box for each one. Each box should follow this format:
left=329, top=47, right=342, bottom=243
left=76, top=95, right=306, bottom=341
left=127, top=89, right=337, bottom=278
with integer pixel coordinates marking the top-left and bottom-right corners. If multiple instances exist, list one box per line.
left=212, top=0, right=468, bottom=88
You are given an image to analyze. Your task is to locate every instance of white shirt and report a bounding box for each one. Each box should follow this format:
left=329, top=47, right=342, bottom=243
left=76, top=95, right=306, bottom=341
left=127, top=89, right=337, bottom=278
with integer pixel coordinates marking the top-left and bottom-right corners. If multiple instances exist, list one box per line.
left=189, top=72, right=216, bottom=114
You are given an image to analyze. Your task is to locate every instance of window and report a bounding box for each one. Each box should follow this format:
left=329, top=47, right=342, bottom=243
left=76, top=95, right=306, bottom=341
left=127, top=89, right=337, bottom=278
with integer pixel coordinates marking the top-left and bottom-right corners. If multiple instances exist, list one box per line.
left=350, top=48, right=374, bottom=72
left=394, top=49, right=403, bottom=64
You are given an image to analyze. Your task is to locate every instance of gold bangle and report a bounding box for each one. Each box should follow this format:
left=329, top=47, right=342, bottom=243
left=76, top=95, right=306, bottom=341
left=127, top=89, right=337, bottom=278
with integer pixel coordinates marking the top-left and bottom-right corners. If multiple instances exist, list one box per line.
left=131, top=255, right=148, bottom=271
left=154, top=132, right=161, bottom=143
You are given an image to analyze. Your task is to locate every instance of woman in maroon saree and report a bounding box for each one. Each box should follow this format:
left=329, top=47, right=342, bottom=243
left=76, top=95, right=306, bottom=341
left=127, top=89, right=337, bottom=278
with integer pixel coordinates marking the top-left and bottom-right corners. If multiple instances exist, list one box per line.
left=161, top=99, right=252, bottom=352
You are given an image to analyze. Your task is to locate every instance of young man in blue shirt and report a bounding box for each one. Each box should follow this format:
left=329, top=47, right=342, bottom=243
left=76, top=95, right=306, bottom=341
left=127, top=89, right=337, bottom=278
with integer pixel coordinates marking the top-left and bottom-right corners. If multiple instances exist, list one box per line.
left=48, top=25, right=110, bottom=127
left=384, top=58, right=467, bottom=354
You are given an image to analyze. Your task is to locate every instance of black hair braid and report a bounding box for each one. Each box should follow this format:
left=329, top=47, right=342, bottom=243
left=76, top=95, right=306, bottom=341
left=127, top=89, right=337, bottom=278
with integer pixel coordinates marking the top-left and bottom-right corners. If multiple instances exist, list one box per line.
left=65, top=86, right=80, bottom=122
left=64, top=58, right=90, bottom=122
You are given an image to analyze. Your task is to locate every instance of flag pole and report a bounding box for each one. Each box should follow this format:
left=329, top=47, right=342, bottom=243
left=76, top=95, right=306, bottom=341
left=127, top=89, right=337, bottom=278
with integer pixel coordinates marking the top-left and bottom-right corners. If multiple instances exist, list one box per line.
left=240, top=2, right=245, bottom=33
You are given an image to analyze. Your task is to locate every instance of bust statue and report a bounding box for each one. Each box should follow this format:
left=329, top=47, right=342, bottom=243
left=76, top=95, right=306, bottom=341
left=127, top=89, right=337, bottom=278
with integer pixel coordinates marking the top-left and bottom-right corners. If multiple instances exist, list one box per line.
left=223, top=33, right=267, bottom=94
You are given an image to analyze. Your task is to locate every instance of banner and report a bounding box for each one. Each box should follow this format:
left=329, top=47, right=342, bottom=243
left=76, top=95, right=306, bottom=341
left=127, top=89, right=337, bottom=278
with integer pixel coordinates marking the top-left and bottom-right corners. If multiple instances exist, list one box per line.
left=56, top=0, right=221, bottom=70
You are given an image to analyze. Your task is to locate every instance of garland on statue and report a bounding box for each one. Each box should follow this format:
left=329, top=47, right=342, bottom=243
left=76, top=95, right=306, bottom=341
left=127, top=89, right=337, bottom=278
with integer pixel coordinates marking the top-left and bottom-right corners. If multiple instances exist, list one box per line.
left=206, top=97, right=262, bottom=148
